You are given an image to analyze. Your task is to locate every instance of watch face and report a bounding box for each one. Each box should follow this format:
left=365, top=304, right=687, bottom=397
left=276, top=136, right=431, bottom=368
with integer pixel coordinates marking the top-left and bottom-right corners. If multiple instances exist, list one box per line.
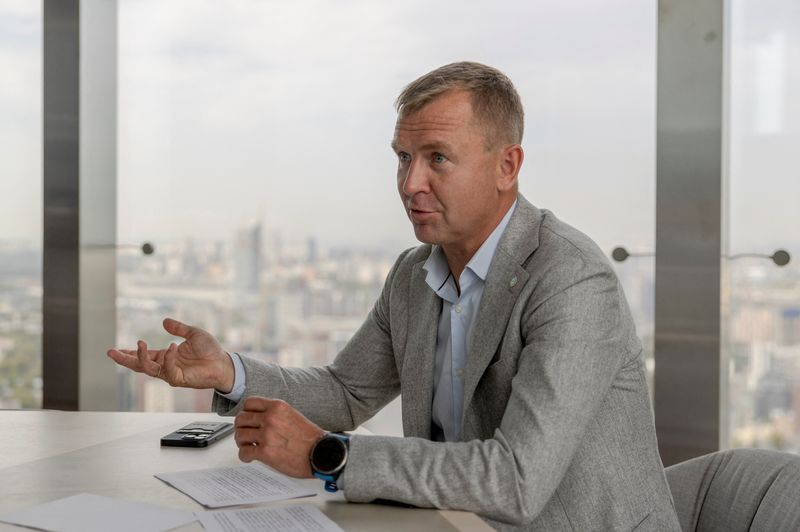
left=312, top=436, right=347, bottom=474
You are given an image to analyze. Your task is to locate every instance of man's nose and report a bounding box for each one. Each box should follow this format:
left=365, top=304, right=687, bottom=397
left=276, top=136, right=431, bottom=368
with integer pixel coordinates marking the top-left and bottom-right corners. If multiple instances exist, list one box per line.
left=400, top=160, right=429, bottom=196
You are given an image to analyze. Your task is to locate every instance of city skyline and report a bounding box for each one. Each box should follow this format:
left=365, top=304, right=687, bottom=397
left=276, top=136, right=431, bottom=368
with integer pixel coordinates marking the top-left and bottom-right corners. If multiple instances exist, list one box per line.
left=2, top=223, right=798, bottom=451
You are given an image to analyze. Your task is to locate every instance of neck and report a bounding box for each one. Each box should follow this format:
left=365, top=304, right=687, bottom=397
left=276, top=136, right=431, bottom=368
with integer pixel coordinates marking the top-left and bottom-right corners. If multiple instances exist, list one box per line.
left=443, top=252, right=468, bottom=290
left=441, top=196, right=515, bottom=287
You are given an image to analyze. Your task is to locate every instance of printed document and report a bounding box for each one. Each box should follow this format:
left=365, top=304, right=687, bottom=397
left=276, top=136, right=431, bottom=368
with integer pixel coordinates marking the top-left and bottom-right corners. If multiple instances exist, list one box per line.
left=0, top=493, right=195, bottom=532
left=155, top=462, right=315, bottom=508
left=197, top=505, right=343, bottom=532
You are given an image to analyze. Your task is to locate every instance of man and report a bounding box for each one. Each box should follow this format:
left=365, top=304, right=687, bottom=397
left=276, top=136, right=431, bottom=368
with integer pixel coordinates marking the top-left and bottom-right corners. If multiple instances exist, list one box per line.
left=109, top=62, right=680, bottom=531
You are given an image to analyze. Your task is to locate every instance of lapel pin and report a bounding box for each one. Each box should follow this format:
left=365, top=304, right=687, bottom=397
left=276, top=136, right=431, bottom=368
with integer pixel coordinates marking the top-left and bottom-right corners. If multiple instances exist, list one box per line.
left=509, top=276, right=518, bottom=288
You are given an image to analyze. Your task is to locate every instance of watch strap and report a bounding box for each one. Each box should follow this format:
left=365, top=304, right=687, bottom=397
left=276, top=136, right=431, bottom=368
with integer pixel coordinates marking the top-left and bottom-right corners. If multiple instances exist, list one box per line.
left=312, top=471, right=341, bottom=493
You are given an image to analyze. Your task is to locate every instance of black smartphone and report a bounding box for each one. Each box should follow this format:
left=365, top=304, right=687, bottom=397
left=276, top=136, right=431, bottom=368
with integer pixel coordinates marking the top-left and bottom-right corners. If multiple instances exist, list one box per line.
left=160, top=421, right=235, bottom=448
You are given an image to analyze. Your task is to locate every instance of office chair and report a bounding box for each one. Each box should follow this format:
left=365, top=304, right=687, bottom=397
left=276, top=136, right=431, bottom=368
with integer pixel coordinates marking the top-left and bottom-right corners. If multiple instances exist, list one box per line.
left=665, top=448, right=800, bottom=532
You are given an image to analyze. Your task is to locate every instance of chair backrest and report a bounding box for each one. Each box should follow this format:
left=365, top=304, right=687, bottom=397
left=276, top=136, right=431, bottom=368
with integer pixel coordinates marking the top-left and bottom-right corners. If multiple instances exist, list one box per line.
left=665, top=448, right=800, bottom=532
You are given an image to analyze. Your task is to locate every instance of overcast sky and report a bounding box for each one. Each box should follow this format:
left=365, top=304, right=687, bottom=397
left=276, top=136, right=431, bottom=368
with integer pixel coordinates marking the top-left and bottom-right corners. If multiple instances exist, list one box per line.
left=1, top=0, right=798, bottom=257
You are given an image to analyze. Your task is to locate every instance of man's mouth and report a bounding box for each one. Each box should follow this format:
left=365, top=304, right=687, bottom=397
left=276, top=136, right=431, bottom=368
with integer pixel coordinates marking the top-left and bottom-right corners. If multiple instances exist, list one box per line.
left=408, top=208, right=437, bottom=223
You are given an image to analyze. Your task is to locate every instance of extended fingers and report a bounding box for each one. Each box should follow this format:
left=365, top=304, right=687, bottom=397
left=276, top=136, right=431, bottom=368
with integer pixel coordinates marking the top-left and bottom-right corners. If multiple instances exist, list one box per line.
left=108, top=342, right=176, bottom=382
left=157, top=342, right=178, bottom=383
left=107, top=344, right=159, bottom=372
left=136, top=340, right=162, bottom=378
left=106, top=349, right=143, bottom=371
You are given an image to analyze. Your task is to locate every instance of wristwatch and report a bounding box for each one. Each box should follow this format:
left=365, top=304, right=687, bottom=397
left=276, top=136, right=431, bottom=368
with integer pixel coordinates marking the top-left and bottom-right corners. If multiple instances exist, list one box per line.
left=309, top=432, right=350, bottom=493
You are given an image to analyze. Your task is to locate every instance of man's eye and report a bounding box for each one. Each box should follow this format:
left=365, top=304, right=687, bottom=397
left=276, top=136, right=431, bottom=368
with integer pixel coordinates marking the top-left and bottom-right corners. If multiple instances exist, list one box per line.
left=432, top=153, right=447, bottom=164
left=398, top=152, right=411, bottom=163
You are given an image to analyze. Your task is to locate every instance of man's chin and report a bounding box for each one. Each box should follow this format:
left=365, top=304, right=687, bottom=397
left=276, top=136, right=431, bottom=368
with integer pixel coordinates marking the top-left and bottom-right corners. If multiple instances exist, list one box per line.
left=412, top=227, right=438, bottom=245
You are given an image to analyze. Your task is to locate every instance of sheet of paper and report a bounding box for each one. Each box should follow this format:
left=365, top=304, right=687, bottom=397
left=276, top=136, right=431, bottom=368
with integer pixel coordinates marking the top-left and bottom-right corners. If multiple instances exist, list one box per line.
left=196, top=505, right=343, bottom=532
left=155, top=462, right=315, bottom=508
left=0, top=493, right=196, bottom=532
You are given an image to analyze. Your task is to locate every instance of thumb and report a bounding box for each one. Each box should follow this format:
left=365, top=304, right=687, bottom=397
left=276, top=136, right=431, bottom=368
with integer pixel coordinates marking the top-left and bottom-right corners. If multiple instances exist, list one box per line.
left=163, top=317, right=193, bottom=339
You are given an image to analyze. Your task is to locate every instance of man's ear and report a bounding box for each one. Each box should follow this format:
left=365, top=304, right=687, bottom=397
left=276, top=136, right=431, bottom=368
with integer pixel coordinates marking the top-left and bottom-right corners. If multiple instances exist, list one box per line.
left=497, top=144, right=524, bottom=192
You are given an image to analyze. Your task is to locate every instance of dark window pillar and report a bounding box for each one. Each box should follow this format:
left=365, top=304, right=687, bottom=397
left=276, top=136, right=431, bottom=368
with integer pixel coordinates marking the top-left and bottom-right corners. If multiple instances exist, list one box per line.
left=655, top=0, right=726, bottom=465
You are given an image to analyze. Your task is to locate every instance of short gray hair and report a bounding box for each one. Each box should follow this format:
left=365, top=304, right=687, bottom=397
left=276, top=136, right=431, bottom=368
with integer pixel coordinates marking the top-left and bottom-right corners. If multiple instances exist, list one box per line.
left=395, top=61, right=524, bottom=148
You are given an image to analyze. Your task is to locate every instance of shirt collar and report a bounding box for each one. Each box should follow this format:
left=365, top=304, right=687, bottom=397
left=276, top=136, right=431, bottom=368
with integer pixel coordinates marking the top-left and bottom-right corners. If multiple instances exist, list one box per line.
left=422, top=245, right=452, bottom=293
left=465, top=199, right=517, bottom=281
left=422, top=200, right=517, bottom=291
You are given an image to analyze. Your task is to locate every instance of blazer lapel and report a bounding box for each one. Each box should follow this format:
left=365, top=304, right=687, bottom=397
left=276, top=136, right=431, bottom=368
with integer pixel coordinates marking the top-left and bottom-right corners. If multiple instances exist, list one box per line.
left=461, top=196, right=542, bottom=433
left=401, top=258, right=440, bottom=439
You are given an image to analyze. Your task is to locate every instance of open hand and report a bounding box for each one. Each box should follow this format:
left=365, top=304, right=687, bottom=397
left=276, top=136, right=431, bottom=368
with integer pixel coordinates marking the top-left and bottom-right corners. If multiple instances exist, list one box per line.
left=107, top=318, right=234, bottom=392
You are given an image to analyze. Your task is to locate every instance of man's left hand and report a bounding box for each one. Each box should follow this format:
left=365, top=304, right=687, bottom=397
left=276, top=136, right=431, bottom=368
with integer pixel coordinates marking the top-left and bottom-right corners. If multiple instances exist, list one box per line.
left=234, top=396, right=325, bottom=478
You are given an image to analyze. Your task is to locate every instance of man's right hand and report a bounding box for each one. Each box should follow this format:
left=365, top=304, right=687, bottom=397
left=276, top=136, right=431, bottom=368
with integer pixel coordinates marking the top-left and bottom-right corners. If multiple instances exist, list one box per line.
left=107, top=318, right=235, bottom=393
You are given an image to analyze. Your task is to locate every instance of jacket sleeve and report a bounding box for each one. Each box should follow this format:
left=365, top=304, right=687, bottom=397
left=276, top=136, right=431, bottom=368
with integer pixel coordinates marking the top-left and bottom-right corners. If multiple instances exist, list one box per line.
left=341, top=258, right=638, bottom=526
left=212, top=249, right=412, bottom=430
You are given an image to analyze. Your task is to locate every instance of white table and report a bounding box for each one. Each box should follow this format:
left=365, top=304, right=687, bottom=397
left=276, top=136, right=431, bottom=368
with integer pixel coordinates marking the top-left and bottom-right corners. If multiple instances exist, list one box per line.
left=0, top=411, right=492, bottom=531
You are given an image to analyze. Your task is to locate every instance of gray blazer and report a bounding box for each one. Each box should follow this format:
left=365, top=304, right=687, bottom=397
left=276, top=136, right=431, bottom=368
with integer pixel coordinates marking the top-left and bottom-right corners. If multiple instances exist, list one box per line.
left=214, top=195, right=680, bottom=531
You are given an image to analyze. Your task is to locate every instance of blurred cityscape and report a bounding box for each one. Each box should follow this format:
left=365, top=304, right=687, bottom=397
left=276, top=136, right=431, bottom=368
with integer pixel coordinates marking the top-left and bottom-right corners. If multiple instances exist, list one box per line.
left=113, top=224, right=394, bottom=414
left=0, top=241, right=42, bottom=408
left=1, top=226, right=798, bottom=452
left=725, top=263, right=800, bottom=451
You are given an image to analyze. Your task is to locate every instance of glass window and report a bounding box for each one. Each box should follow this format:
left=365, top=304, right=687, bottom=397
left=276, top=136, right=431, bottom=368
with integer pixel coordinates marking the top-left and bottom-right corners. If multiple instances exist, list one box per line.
left=0, top=0, right=42, bottom=408
left=726, top=0, right=800, bottom=452
left=117, top=1, right=656, bottom=423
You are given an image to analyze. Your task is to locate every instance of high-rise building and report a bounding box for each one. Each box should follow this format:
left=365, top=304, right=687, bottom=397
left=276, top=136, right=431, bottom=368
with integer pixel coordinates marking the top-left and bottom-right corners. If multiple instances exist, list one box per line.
left=234, top=222, right=262, bottom=294
left=781, top=307, right=800, bottom=346
left=307, top=236, right=318, bottom=265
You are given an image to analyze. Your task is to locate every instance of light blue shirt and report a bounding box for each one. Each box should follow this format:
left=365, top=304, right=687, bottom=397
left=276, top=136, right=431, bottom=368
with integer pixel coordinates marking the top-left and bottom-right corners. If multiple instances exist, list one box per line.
left=222, top=201, right=518, bottom=444
left=423, top=201, right=517, bottom=442
left=219, top=351, right=246, bottom=402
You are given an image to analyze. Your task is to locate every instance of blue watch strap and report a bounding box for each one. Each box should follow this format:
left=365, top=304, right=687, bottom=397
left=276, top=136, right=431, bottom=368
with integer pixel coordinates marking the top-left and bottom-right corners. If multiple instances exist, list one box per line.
left=312, top=471, right=341, bottom=493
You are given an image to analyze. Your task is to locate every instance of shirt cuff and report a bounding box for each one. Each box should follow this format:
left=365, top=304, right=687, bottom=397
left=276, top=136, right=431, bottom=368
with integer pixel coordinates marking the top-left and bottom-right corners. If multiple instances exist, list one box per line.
left=217, top=352, right=246, bottom=403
